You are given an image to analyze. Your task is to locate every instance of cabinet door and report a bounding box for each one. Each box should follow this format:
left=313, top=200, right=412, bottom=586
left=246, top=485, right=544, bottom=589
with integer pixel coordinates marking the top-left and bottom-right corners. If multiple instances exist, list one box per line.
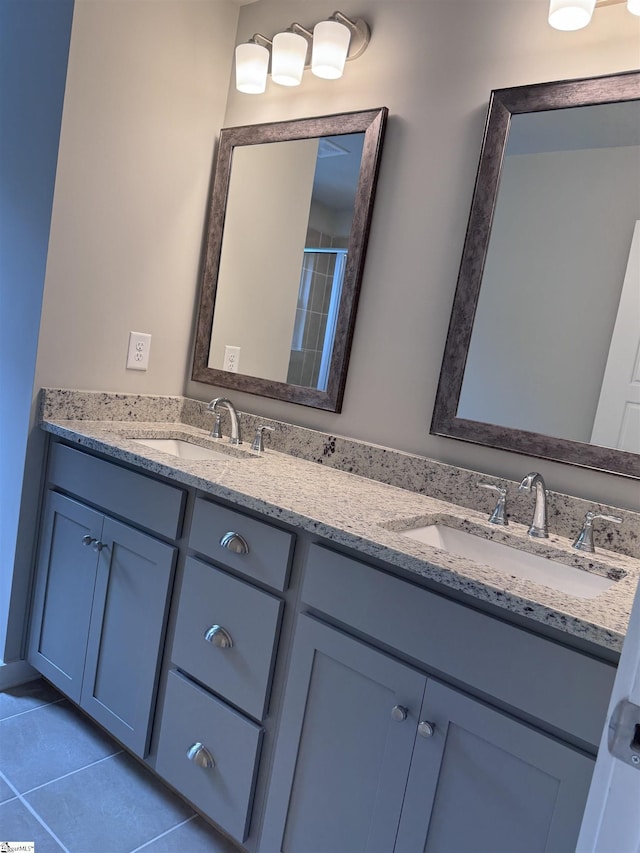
left=260, top=615, right=427, bottom=853
left=80, top=517, right=176, bottom=757
left=28, top=492, right=102, bottom=703
left=395, top=679, right=595, bottom=853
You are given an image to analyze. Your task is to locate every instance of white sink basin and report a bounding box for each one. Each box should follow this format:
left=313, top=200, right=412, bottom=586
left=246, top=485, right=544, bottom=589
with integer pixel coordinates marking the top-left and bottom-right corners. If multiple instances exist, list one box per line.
left=401, top=523, right=615, bottom=600
left=132, top=438, right=236, bottom=462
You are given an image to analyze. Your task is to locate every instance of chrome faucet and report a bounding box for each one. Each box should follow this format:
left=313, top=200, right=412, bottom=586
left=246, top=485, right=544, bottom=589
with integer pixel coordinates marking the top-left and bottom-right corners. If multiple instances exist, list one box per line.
left=207, top=397, right=242, bottom=445
left=517, top=472, right=549, bottom=538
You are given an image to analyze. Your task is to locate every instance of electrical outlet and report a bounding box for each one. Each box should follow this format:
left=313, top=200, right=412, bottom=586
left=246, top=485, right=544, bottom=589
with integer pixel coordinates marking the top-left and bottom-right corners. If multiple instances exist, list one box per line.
left=223, top=345, right=241, bottom=373
left=126, top=331, right=151, bottom=370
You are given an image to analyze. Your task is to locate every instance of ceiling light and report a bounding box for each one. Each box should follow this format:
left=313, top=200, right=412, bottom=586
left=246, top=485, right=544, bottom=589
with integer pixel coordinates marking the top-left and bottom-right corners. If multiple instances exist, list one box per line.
left=548, top=0, right=596, bottom=30
left=549, top=0, right=637, bottom=29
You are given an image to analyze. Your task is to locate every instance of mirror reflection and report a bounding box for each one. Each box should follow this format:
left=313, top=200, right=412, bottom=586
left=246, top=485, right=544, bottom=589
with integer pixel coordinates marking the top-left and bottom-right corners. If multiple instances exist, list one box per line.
left=192, top=108, right=388, bottom=412
left=457, top=102, right=640, bottom=453
left=430, top=72, right=640, bottom=477
left=208, top=133, right=364, bottom=392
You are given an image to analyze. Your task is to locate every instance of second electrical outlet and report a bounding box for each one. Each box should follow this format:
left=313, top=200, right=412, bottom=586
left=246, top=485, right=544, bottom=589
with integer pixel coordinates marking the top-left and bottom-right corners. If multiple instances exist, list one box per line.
left=223, top=345, right=241, bottom=372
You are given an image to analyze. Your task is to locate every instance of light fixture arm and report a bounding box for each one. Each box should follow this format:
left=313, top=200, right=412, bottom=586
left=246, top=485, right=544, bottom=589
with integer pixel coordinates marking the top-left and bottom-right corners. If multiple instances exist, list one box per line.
left=250, top=33, right=272, bottom=50
left=290, top=23, right=313, bottom=65
left=330, top=11, right=371, bottom=61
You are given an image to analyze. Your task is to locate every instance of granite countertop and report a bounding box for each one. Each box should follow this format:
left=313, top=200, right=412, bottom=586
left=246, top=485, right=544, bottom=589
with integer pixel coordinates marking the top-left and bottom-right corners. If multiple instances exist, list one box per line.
left=41, top=417, right=640, bottom=654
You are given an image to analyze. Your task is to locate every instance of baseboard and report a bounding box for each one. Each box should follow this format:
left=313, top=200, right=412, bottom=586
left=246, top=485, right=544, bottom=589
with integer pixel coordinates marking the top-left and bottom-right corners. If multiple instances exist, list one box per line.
left=0, top=659, right=38, bottom=690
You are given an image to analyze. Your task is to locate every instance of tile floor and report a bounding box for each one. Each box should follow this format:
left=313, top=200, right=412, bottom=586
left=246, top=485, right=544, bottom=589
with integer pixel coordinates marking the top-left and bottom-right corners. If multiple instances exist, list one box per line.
left=0, top=680, right=240, bottom=853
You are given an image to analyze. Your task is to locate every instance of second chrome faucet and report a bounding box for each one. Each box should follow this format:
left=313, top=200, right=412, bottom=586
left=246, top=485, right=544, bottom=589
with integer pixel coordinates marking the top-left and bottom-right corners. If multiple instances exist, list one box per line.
left=518, top=472, right=549, bottom=538
left=208, top=397, right=242, bottom=445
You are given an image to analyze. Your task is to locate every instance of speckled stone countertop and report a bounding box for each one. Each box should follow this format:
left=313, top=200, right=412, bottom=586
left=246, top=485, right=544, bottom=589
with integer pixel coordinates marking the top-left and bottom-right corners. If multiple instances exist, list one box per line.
left=40, top=401, right=640, bottom=655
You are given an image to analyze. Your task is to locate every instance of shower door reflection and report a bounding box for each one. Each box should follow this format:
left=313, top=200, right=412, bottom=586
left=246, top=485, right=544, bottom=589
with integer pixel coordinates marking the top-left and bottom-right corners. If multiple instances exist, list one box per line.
left=287, top=249, right=347, bottom=391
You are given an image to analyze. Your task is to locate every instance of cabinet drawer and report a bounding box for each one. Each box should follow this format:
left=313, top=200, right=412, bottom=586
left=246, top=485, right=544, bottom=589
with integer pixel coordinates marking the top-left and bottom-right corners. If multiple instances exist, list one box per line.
left=172, top=557, right=283, bottom=720
left=48, top=442, right=185, bottom=539
left=189, top=498, right=293, bottom=591
left=302, top=544, right=616, bottom=748
left=156, top=670, right=262, bottom=843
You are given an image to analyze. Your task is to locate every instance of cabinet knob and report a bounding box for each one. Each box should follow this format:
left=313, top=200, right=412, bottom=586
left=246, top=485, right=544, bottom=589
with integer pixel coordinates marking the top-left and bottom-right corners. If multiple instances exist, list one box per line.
left=417, top=721, right=436, bottom=738
left=204, top=625, right=234, bottom=649
left=186, top=742, right=215, bottom=769
left=82, top=535, right=97, bottom=547
left=93, top=540, right=105, bottom=552
left=391, top=705, right=408, bottom=722
left=219, top=531, right=249, bottom=555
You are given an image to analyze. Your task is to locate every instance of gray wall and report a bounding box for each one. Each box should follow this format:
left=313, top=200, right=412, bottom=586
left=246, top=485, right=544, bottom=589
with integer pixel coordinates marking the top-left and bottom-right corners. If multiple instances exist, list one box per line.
left=185, top=0, right=640, bottom=511
left=210, top=138, right=318, bottom=381
left=458, top=145, right=640, bottom=443
left=3, top=0, right=239, bottom=664
left=7, top=0, right=638, bottom=664
left=0, top=0, right=74, bottom=663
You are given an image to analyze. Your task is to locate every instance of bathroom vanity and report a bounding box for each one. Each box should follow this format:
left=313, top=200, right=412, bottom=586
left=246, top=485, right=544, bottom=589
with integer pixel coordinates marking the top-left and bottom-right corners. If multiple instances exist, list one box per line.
left=28, top=391, right=640, bottom=853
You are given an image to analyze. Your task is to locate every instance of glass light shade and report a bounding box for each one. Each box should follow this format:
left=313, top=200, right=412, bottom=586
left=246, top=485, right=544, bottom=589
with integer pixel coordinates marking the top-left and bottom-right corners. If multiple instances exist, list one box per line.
left=312, top=20, right=351, bottom=80
left=548, top=0, right=596, bottom=30
left=628, top=0, right=640, bottom=15
left=235, top=42, right=269, bottom=94
left=271, top=31, right=307, bottom=86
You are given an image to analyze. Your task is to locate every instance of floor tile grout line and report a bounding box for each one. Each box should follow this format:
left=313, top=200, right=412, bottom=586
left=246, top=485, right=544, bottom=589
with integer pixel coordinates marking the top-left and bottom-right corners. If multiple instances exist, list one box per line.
left=18, top=748, right=125, bottom=796
left=0, top=769, right=70, bottom=853
left=0, top=697, right=66, bottom=722
left=128, top=814, right=198, bottom=853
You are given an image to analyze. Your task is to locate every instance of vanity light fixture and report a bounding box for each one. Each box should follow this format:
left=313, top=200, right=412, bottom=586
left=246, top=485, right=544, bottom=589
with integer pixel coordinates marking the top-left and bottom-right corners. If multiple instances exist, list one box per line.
left=272, top=29, right=309, bottom=87
left=549, top=0, right=637, bottom=30
left=234, top=11, right=370, bottom=94
left=235, top=38, right=270, bottom=94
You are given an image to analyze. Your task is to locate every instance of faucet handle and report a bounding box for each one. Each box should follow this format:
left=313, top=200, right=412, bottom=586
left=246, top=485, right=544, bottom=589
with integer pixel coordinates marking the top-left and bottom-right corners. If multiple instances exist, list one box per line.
left=251, top=425, right=274, bottom=453
left=478, top=483, right=509, bottom=526
left=572, top=511, right=622, bottom=553
left=210, top=411, right=223, bottom=439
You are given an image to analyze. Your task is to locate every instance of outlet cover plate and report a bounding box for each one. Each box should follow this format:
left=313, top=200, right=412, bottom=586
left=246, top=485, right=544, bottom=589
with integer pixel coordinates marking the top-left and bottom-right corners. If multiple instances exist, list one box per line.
left=127, top=331, right=151, bottom=371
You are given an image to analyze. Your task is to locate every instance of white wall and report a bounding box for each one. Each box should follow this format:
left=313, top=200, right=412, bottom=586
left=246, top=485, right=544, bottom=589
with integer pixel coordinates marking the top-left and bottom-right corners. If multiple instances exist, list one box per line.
left=185, top=0, right=640, bottom=511
left=0, top=0, right=74, bottom=664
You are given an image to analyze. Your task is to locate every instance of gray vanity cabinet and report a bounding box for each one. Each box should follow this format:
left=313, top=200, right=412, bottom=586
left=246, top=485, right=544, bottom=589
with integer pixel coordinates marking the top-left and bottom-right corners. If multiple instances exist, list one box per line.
left=29, top=491, right=102, bottom=703
left=260, top=544, right=611, bottom=853
left=154, top=496, right=293, bottom=845
left=29, top=443, right=181, bottom=757
left=260, top=614, right=428, bottom=853
left=394, top=680, right=594, bottom=853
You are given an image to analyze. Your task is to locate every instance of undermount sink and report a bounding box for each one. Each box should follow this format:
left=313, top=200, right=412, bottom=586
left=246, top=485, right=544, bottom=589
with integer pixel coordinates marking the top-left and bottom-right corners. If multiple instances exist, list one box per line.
left=132, top=438, right=238, bottom=462
left=400, top=523, right=616, bottom=600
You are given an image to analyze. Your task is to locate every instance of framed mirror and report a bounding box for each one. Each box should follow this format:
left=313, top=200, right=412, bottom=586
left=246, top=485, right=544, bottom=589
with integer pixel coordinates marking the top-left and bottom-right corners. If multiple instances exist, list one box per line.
left=431, top=71, right=640, bottom=478
left=192, top=107, right=388, bottom=412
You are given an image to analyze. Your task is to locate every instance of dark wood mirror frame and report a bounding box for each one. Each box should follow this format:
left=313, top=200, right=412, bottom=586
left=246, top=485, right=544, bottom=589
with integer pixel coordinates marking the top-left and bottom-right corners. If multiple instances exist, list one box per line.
left=430, top=71, right=640, bottom=479
left=192, top=107, right=388, bottom=412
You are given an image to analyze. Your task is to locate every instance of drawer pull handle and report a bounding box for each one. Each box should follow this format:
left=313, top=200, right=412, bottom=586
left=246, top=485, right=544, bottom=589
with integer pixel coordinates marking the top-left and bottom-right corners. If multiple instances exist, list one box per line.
left=219, top=531, right=249, bottom=555
left=391, top=705, right=408, bottom=722
left=418, top=721, right=436, bottom=738
left=186, top=742, right=215, bottom=769
left=204, top=625, right=234, bottom=649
